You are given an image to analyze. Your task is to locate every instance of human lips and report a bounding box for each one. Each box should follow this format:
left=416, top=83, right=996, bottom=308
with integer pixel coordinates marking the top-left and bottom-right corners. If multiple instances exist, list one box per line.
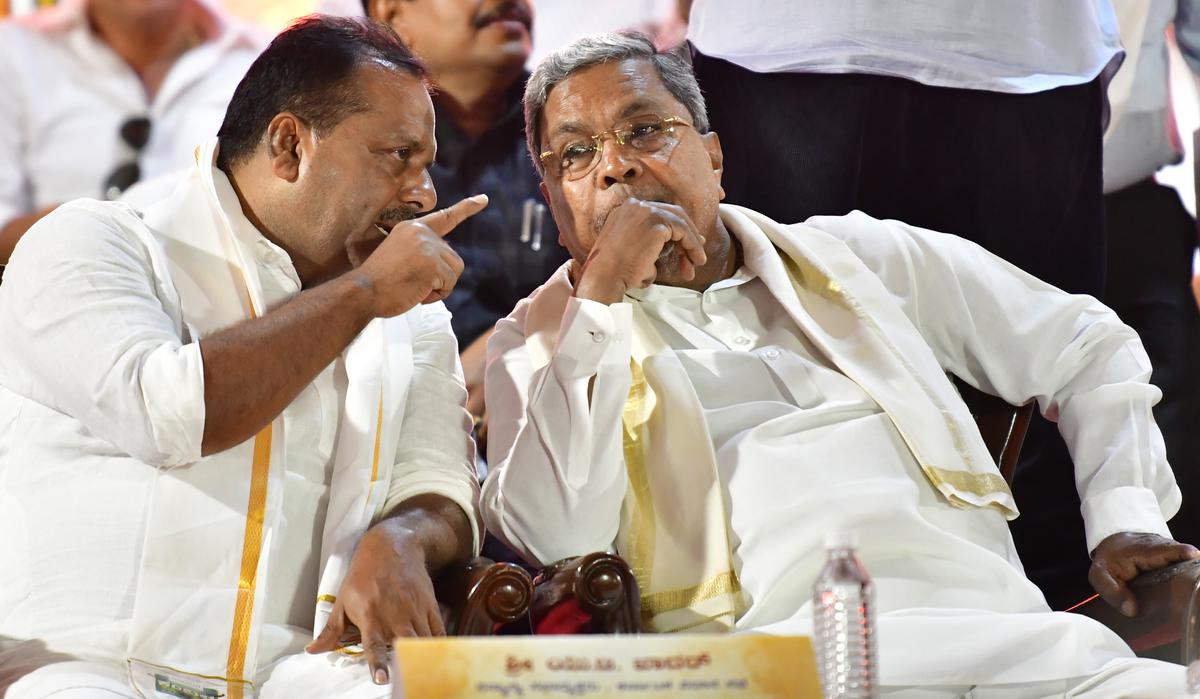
left=474, top=1, right=532, bottom=31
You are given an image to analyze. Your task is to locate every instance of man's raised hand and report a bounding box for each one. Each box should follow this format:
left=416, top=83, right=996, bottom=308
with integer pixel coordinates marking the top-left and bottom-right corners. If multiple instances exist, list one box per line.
left=352, top=194, right=488, bottom=317
left=574, top=199, right=707, bottom=305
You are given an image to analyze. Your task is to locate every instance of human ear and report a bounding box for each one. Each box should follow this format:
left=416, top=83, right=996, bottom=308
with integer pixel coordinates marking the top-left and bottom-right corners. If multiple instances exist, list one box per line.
left=701, top=131, right=725, bottom=201
left=264, top=113, right=308, bottom=183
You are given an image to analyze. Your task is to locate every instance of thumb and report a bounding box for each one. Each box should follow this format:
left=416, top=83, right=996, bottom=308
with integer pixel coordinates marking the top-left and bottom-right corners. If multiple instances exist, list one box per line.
left=419, top=194, right=489, bottom=237
left=1089, top=563, right=1137, bottom=617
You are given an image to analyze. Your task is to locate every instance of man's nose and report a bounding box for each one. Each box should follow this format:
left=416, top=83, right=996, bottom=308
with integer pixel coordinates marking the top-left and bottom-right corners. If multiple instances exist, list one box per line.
left=401, top=170, right=437, bottom=213
left=597, top=144, right=643, bottom=189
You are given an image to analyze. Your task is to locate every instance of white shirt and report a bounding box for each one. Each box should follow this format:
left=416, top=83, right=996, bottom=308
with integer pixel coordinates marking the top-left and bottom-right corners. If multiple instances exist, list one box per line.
left=482, top=208, right=1181, bottom=686
left=0, top=195, right=478, bottom=676
left=484, top=207, right=1177, bottom=569
left=687, top=0, right=1123, bottom=94
left=0, top=0, right=264, bottom=227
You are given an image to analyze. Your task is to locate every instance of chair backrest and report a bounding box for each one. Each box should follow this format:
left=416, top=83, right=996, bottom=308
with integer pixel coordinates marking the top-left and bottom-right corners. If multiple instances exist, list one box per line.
left=953, top=379, right=1034, bottom=486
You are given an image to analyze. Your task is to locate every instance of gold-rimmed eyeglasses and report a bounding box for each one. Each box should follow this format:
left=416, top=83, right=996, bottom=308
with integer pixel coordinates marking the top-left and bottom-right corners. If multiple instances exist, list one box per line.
left=539, top=114, right=693, bottom=181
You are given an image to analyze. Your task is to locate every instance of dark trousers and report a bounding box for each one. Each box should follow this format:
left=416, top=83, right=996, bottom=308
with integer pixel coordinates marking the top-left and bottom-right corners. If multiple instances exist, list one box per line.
left=1104, top=179, right=1200, bottom=548
left=691, top=50, right=1106, bottom=608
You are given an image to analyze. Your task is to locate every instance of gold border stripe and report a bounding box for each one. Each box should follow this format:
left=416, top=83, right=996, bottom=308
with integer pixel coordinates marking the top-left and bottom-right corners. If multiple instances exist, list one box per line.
left=370, top=388, right=383, bottom=482
left=361, top=386, right=385, bottom=515
left=225, top=424, right=272, bottom=699
left=317, top=594, right=337, bottom=604
left=640, top=570, right=741, bottom=617
left=224, top=277, right=269, bottom=699
left=621, top=359, right=656, bottom=586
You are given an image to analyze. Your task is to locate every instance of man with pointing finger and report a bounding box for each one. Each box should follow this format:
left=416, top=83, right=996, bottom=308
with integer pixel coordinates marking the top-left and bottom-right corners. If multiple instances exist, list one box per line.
left=483, top=33, right=1197, bottom=694
left=0, top=15, right=483, bottom=699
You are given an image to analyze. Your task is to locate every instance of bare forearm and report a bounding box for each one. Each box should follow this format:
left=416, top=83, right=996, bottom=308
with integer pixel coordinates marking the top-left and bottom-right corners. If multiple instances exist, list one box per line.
left=199, top=275, right=374, bottom=455
left=375, top=493, right=473, bottom=575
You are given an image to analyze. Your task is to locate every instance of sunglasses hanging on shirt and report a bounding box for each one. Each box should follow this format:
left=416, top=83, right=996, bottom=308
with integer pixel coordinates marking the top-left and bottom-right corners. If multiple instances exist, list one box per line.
left=103, top=116, right=151, bottom=200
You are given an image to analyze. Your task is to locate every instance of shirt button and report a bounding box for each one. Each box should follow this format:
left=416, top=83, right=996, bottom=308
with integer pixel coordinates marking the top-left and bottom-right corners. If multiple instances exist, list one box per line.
left=734, top=336, right=751, bottom=346
left=592, top=331, right=607, bottom=343
left=763, top=348, right=781, bottom=359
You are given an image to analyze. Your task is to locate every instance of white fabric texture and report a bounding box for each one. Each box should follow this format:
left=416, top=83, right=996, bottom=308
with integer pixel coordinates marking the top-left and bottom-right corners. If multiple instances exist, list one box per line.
left=687, top=0, right=1122, bottom=94
left=0, top=0, right=264, bottom=228
left=482, top=205, right=1181, bottom=689
left=0, top=146, right=480, bottom=695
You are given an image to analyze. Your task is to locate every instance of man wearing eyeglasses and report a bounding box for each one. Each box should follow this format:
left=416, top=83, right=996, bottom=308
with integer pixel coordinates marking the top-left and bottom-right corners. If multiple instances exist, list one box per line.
left=482, top=32, right=1195, bottom=695
left=0, top=0, right=265, bottom=275
left=0, top=15, right=484, bottom=699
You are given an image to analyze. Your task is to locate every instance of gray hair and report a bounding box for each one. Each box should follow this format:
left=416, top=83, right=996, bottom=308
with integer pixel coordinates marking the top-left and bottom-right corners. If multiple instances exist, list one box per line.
left=523, top=32, right=709, bottom=175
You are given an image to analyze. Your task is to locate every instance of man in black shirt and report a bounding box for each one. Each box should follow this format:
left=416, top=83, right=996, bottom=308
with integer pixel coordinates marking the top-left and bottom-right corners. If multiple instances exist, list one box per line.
left=365, top=0, right=568, bottom=443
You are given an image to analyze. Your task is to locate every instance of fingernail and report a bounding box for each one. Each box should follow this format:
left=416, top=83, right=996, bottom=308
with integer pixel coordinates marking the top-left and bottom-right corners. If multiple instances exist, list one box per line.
left=1122, top=601, right=1136, bottom=616
left=374, top=667, right=389, bottom=685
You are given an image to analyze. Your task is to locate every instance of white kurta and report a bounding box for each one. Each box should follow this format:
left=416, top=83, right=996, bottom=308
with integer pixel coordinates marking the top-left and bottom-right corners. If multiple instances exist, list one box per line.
left=0, top=158, right=481, bottom=696
left=482, top=205, right=1183, bottom=690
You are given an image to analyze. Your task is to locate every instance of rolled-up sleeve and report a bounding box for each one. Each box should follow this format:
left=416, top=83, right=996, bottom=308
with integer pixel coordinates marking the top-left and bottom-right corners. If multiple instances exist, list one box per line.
left=0, top=202, right=205, bottom=467
left=379, top=302, right=483, bottom=555
left=481, top=294, right=634, bottom=565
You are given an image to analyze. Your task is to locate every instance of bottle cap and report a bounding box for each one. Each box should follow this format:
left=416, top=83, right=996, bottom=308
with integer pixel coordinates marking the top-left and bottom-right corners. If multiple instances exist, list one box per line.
left=824, top=530, right=859, bottom=550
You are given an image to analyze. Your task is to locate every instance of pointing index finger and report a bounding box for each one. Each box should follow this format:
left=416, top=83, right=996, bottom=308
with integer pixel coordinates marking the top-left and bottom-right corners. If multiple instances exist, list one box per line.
left=420, top=194, right=490, bottom=237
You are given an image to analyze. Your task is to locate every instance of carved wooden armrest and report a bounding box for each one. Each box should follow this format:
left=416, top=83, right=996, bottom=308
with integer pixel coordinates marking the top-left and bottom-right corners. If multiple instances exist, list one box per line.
left=1070, top=559, right=1200, bottom=658
left=435, top=556, right=535, bottom=636
left=530, top=552, right=641, bottom=634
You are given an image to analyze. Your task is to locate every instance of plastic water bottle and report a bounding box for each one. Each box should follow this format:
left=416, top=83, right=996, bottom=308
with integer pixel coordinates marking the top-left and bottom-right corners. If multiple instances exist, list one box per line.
left=813, top=531, right=877, bottom=698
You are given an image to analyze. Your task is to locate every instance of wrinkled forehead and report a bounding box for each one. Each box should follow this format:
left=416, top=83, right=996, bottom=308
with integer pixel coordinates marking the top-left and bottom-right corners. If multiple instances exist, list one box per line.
left=539, top=58, right=688, bottom=145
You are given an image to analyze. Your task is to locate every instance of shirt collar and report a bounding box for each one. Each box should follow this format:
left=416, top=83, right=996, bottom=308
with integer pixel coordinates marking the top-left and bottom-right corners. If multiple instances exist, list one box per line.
left=624, top=208, right=780, bottom=303
left=206, top=146, right=302, bottom=288
left=625, top=263, right=756, bottom=303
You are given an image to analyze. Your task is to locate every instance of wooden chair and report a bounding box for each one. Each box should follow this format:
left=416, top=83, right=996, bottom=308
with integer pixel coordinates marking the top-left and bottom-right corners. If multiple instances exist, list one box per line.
left=956, top=380, right=1200, bottom=661
left=435, top=557, right=535, bottom=635
left=434, top=551, right=641, bottom=636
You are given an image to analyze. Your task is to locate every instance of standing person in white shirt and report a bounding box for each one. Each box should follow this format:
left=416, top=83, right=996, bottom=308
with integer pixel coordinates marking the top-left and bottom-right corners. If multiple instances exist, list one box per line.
left=0, top=0, right=266, bottom=271
left=0, top=15, right=487, bottom=699
left=483, top=32, right=1196, bottom=695
left=687, top=0, right=1125, bottom=611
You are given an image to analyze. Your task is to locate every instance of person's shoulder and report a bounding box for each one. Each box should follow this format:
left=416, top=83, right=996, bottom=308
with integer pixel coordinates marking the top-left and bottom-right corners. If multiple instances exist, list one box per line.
left=798, top=210, right=923, bottom=256
left=13, top=200, right=158, bottom=271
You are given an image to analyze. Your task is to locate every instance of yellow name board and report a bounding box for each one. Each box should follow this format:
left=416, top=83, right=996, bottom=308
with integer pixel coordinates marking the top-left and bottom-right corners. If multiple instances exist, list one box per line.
left=393, top=634, right=820, bottom=698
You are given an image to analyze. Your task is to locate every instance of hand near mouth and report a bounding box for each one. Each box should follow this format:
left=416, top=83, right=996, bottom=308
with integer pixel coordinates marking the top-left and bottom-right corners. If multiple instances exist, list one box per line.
left=347, top=194, right=489, bottom=318
left=574, top=199, right=707, bottom=305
